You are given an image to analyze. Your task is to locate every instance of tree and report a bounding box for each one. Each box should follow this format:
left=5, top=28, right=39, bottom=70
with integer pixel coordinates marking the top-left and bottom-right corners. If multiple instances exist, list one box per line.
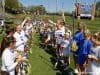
left=5, top=0, right=21, bottom=13
left=5, top=0, right=20, bottom=9
left=34, top=5, right=46, bottom=15
left=25, top=5, right=46, bottom=15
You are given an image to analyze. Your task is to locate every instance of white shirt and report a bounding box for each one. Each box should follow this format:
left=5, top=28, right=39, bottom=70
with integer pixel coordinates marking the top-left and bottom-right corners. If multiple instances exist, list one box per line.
left=25, top=23, right=33, bottom=36
left=55, top=29, right=63, bottom=44
left=13, top=32, right=25, bottom=51
left=1, top=48, right=18, bottom=75
left=61, top=39, right=71, bottom=57
left=60, top=26, right=65, bottom=36
left=21, top=30, right=28, bottom=43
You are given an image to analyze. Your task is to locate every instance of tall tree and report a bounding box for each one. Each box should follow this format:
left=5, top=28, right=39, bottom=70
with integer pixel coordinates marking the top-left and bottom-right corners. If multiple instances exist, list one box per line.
left=26, top=5, right=46, bottom=15
left=5, top=0, right=22, bottom=13
left=5, top=0, right=20, bottom=9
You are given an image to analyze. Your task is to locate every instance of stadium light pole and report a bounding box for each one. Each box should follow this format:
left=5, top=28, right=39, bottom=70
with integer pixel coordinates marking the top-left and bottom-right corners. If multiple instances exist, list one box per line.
left=56, top=0, right=58, bottom=14
left=72, top=11, right=75, bottom=37
left=61, top=2, right=66, bottom=22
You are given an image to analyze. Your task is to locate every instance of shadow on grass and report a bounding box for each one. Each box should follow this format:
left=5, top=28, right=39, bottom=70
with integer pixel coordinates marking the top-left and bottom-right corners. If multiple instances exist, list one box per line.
left=37, top=34, right=76, bottom=75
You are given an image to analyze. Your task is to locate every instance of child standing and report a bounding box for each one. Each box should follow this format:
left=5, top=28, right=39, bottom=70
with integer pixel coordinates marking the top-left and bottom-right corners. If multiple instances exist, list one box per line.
left=73, top=22, right=86, bottom=73
left=76, top=29, right=93, bottom=75
left=61, top=32, right=71, bottom=66
left=87, top=32, right=100, bottom=75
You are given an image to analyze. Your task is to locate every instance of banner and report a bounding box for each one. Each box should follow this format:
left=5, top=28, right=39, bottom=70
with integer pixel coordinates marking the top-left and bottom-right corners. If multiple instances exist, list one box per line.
left=80, top=5, right=92, bottom=17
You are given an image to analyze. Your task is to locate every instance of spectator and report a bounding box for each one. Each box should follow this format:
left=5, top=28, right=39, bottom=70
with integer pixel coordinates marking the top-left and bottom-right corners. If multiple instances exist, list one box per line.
left=0, top=28, right=14, bottom=56
left=87, top=32, right=100, bottom=75
left=1, top=37, right=23, bottom=75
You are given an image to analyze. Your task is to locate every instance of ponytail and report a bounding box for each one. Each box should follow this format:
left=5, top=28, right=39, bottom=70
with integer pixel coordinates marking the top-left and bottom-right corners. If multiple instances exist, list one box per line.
left=78, top=22, right=87, bottom=32
left=0, top=36, right=15, bottom=56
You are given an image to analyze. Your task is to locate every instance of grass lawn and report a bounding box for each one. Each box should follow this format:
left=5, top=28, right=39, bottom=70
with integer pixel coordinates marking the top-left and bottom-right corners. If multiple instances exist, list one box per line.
left=29, top=33, right=60, bottom=75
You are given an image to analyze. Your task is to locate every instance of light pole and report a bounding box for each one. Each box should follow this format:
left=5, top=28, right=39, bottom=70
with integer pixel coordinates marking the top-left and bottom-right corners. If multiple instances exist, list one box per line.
left=61, top=2, right=65, bottom=22
left=56, top=0, right=58, bottom=14
left=72, top=11, right=75, bottom=37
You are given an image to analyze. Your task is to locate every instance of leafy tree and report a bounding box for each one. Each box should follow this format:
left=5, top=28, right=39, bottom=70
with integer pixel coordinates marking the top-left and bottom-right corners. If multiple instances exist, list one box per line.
left=34, top=5, right=46, bottom=15
left=5, top=0, right=20, bottom=9
left=5, top=0, right=21, bottom=14
left=26, top=5, right=46, bottom=15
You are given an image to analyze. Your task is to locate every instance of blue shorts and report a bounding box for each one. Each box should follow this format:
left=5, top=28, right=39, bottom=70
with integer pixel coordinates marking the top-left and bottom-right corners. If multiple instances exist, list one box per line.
left=77, top=54, right=88, bottom=66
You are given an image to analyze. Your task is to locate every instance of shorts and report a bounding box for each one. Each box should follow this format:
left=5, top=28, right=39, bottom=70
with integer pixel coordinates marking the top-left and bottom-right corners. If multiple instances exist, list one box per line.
left=77, top=54, right=88, bottom=66
left=63, top=49, right=71, bottom=57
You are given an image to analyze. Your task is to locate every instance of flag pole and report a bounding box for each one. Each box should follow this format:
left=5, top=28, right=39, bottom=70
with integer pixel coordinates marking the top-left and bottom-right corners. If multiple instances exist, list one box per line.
left=72, top=11, right=75, bottom=37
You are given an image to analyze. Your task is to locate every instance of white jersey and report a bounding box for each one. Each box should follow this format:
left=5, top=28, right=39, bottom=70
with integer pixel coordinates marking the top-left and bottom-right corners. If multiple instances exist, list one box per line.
left=1, top=48, right=18, bottom=75
left=13, top=32, right=25, bottom=51
left=61, top=39, right=71, bottom=57
left=25, top=23, right=33, bottom=36
left=21, top=30, right=28, bottom=43
left=55, top=30, right=63, bottom=44
left=60, top=26, right=65, bottom=36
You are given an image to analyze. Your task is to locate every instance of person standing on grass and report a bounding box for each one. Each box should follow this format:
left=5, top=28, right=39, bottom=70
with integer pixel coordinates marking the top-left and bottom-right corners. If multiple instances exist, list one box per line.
left=56, top=19, right=65, bottom=36
left=1, top=37, right=23, bottom=75
left=73, top=22, right=87, bottom=73
left=44, top=26, right=52, bottom=50
left=76, top=29, right=93, bottom=75
left=55, top=23, right=64, bottom=56
left=86, top=32, right=100, bottom=75
left=13, top=25, right=25, bottom=52
left=0, top=28, right=14, bottom=56
left=60, top=32, right=71, bottom=67
left=24, top=19, right=33, bottom=37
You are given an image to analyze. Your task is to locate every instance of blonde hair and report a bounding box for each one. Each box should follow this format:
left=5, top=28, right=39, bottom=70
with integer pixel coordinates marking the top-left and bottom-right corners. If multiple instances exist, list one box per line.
left=78, top=22, right=87, bottom=32
left=65, top=32, right=71, bottom=39
left=84, top=29, right=91, bottom=38
left=92, top=32, right=100, bottom=45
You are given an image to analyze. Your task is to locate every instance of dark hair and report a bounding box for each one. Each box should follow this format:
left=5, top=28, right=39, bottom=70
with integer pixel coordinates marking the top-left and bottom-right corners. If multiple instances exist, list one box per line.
left=0, top=36, right=15, bottom=56
left=5, top=28, right=14, bottom=35
left=6, top=37, right=15, bottom=47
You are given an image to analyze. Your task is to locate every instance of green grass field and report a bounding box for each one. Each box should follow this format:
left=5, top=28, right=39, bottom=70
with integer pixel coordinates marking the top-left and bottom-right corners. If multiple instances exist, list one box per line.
left=28, top=32, right=76, bottom=75
left=29, top=33, right=60, bottom=75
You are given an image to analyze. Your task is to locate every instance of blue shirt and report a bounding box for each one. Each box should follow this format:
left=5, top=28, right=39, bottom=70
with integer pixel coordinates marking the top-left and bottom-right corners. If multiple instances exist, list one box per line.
left=78, top=39, right=93, bottom=55
left=73, top=31, right=84, bottom=54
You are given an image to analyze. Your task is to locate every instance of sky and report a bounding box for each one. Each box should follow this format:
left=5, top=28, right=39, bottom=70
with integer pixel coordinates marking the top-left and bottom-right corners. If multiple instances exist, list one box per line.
left=19, top=0, right=100, bottom=13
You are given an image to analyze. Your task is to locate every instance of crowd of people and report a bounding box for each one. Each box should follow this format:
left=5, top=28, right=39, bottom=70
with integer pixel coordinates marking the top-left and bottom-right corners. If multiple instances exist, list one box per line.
left=0, top=16, right=100, bottom=75
left=35, top=18, right=100, bottom=75
left=0, top=17, right=33, bottom=75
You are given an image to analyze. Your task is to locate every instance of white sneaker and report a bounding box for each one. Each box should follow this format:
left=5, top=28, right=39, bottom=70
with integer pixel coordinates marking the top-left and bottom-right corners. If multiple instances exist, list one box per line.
left=74, top=69, right=78, bottom=73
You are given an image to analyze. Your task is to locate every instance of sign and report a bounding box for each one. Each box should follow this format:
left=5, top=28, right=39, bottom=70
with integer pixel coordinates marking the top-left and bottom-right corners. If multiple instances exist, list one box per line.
left=80, top=5, right=92, bottom=17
